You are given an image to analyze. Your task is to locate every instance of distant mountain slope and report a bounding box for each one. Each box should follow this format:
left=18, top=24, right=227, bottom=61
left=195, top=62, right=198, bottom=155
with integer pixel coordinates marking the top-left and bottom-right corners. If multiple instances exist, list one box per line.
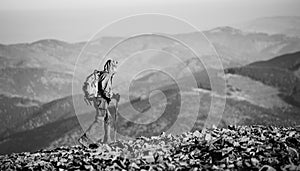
left=4, top=85, right=300, bottom=155
left=226, top=51, right=300, bottom=108
left=225, top=74, right=290, bottom=109
left=236, top=16, right=300, bottom=38
left=0, top=95, right=82, bottom=154
left=203, top=26, right=300, bottom=64
left=0, top=95, right=41, bottom=136
left=0, top=67, right=76, bottom=102
left=0, top=95, right=76, bottom=138
left=0, top=116, right=80, bottom=155
left=11, top=95, right=76, bottom=134
left=2, top=66, right=300, bottom=154
left=0, top=40, right=83, bottom=72
left=1, top=27, right=300, bottom=102
left=1, top=26, right=300, bottom=74
left=250, top=51, right=300, bottom=74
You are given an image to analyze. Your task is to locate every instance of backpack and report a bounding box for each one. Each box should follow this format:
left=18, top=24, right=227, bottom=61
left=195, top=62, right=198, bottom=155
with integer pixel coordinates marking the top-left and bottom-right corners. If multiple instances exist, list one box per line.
left=82, top=70, right=103, bottom=105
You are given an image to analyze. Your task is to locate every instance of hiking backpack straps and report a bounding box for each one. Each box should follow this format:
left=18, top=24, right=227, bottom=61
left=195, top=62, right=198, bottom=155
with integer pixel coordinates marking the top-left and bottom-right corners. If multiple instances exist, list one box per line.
left=82, top=70, right=102, bottom=105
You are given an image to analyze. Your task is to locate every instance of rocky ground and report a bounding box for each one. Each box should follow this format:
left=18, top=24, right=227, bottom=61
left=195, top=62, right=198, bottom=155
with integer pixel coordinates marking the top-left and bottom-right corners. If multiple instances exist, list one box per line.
left=1, top=125, right=300, bottom=171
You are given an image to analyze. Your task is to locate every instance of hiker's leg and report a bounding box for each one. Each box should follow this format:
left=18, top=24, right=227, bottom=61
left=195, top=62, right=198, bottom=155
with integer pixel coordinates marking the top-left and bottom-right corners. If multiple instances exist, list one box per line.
left=83, top=101, right=105, bottom=143
left=103, top=109, right=112, bottom=143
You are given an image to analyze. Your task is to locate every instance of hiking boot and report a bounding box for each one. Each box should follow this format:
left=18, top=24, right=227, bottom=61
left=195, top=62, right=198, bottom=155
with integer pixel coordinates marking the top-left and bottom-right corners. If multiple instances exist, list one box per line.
left=89, top=143, right=99, bottom=149
left=78, top=134, right=90, bottom=148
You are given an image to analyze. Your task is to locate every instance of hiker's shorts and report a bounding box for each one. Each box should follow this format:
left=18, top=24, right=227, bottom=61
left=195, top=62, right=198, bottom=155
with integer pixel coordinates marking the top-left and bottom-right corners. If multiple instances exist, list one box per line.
left=95, top=97, right=108, bottom=110
left=94, top=97, right=112, bottom=124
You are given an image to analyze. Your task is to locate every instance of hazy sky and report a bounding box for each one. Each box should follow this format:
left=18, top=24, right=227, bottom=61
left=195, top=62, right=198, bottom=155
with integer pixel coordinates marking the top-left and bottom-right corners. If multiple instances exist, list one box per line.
left=0, top=0, right=300, bottom=44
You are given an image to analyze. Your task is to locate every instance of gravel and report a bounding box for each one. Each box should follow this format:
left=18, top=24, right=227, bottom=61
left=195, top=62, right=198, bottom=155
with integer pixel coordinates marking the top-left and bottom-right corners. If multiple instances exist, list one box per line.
left=1, top=125, right=300, bottom=171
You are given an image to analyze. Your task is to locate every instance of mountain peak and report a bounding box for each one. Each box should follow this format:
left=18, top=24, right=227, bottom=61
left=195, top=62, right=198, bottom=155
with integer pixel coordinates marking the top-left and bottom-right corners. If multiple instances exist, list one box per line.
left=30, top=39, right=69, bottom=46
left=207, top=26, right=244, bottom=35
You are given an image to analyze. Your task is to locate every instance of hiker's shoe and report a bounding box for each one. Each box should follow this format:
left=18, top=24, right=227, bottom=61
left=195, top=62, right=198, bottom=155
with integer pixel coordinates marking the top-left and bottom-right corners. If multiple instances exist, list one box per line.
left=78, top=134, right=90, bottom=148
left=89, top=143, right=99, bottom=149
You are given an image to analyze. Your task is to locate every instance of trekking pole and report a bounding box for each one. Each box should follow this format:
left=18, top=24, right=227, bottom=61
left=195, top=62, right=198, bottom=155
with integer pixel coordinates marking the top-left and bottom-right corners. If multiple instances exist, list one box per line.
left=114, top=96, right=119, bottom=142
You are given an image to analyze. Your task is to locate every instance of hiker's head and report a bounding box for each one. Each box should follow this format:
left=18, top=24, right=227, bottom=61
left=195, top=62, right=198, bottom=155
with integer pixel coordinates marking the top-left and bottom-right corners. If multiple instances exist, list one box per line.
left=104, top=59, right=118, bottom=74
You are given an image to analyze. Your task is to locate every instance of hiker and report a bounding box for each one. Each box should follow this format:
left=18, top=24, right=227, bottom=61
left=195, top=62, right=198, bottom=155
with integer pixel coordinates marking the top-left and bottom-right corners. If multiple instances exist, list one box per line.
left=79, top=59, right=120, bottom=147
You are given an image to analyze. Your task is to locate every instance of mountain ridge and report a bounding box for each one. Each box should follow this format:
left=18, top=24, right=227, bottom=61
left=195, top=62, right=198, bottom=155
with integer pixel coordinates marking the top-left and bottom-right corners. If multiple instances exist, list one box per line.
left=236, top=16, right=300, bottom=38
